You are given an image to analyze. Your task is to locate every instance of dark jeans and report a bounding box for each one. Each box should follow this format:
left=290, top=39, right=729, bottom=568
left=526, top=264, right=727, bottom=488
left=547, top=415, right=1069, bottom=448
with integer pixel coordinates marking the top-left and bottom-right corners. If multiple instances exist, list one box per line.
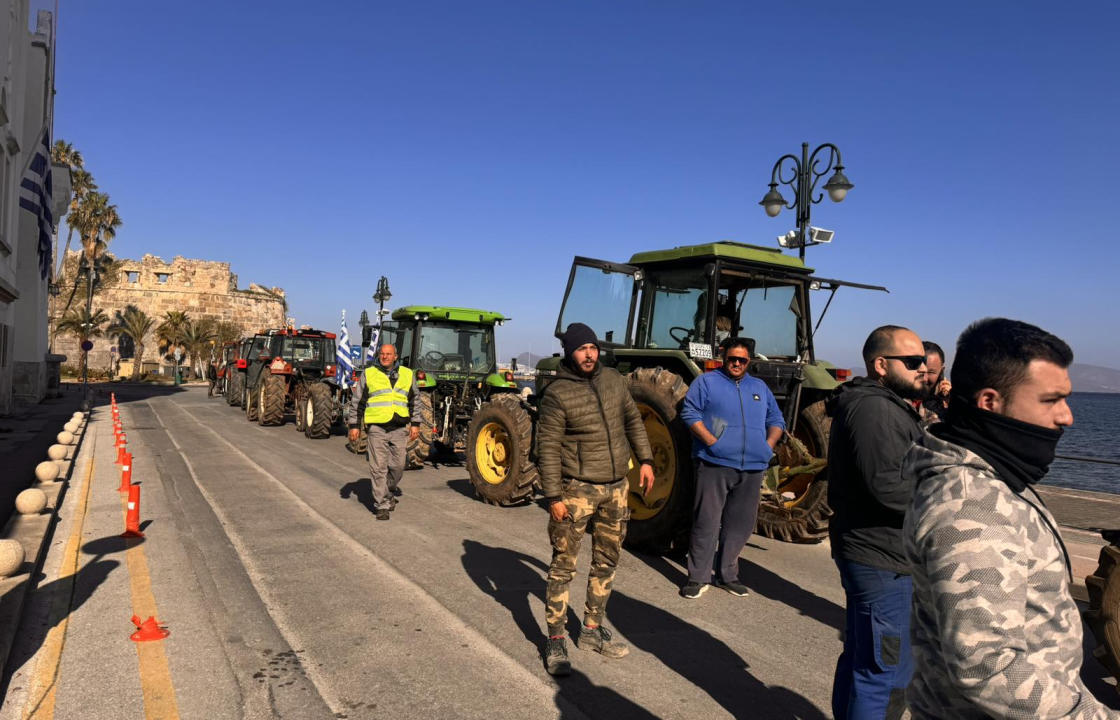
left=831, top=557, right=913, bottom=720
left=685, top=461, right=763, bottom=584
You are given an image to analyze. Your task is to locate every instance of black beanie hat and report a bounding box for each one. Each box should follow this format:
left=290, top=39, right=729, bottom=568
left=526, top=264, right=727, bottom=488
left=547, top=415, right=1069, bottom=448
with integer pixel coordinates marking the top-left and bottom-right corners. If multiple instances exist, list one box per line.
left=560, top=323, right=599, bottom=360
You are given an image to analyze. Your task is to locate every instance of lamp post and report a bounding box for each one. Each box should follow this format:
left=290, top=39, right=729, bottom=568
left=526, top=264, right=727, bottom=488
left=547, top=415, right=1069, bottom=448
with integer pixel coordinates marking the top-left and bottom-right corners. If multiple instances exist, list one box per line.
left=373, top=275, right=392, bottom=331
left=79, top=255, right=98, bottom=395
left=759, top=142, right=854, bottom=261
left=358, top=309, right=371, bottom=373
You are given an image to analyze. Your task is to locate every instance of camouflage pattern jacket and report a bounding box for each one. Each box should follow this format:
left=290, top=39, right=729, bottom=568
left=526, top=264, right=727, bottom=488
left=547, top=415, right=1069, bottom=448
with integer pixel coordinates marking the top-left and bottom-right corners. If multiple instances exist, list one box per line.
left=903, top=433, right=1118, bottom=719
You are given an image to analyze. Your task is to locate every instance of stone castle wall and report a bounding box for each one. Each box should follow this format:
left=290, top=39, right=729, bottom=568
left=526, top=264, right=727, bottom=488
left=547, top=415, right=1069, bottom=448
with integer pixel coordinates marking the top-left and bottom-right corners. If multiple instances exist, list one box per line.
left=50, top=253, right=286, bottom=372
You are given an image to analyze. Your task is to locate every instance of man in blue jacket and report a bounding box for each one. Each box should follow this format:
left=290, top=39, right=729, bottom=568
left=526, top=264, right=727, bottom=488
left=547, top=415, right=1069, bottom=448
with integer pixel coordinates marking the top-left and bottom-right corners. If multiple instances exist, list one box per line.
left=678, top=337, right=785, bottom=599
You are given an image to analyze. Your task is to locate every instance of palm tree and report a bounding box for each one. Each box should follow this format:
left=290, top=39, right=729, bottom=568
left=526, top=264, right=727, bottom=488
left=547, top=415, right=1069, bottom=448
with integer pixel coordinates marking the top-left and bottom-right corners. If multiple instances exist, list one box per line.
left=181, top=317, right=217, bottom=378
left=55, top=251, right=124, bottom=322
left=55, top=307, right=108, bottom=378
left=156, top=310, right=191, bottom=364
left=72, top=190, right=121, bottom=261
left=108, top=306, right=155, bottom=381
left=51, top=140, right=98, bottom=280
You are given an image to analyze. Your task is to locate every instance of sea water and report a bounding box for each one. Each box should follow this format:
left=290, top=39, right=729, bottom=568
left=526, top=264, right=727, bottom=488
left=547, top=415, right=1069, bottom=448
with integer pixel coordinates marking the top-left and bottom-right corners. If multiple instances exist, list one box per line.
left=1045, top=392, right=1120, bottom=495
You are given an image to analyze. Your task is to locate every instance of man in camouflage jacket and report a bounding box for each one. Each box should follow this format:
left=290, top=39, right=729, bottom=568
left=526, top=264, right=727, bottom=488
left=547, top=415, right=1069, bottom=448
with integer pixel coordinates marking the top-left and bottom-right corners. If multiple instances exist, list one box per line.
left=903, top=317, right=1117, bottom=719
left=537, top=322, right=654, bottom=676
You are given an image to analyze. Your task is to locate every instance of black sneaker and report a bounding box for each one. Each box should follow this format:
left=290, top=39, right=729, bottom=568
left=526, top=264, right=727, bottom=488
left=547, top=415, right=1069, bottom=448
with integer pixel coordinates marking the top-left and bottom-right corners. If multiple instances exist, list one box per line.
left=716, top=580, right=749, bottom=596
left=544, top=637, right=571, bottom=676
left=375, top=509, right=391, bottom=521
left=390, top=486, right=403, bottom=497
left=577, top=625, right=629, bottom=658
left=680, top=581, right=709, bottom=599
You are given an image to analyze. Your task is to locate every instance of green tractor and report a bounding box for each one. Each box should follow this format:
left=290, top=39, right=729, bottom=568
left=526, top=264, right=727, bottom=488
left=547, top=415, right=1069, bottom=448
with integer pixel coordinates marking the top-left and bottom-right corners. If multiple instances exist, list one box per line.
left=350, top=306, right=521, bottom=468
left=466, top=241, right=885, bottom=550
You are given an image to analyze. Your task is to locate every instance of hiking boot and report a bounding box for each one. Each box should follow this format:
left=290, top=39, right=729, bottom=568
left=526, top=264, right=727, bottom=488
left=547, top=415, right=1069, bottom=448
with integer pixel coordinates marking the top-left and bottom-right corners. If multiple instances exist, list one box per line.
left=375, top=509, right=391, bottom=521
left=716, top=580, right=750, bottom=596
left=389, top=497, right=399, bottom=511
left=577, top=624, right=629, bottom=658
left=544, top=637, right=571, bottom=676
left=680, top=581, right=709, bottom=599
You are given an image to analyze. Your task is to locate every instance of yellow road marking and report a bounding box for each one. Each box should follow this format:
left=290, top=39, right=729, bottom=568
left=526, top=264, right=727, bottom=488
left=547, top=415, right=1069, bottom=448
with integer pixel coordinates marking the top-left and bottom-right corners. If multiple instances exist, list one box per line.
left=123, top=521, right=179, bottom=719
left=24, top=439, right=96, bottom=720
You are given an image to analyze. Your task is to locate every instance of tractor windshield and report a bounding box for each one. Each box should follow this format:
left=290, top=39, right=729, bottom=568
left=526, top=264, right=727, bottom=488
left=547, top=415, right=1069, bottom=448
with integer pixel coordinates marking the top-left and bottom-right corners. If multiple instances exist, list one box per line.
left=279, top=336, right=336, bottom=365
left=643, top=268, right=710, bottom=349
left=416, top=322, right=495, bottom=375
left=718, top=274, right=803, bottom=359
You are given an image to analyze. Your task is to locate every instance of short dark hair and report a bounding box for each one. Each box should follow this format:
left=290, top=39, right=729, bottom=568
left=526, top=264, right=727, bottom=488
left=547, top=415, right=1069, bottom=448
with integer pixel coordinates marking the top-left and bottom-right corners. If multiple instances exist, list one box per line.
left=922, top=341, right=945, bottom=363
left=951, top=318, right=1073, bottom=401
left=861, top=325, right=910, bottom=365
left=721, top=336, right=755, bottom=356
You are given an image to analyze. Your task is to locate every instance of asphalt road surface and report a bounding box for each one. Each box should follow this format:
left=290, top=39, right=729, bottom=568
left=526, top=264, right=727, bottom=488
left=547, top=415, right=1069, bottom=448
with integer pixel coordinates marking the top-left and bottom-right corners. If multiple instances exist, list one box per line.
left=4, top=385, right=1118, bottom=719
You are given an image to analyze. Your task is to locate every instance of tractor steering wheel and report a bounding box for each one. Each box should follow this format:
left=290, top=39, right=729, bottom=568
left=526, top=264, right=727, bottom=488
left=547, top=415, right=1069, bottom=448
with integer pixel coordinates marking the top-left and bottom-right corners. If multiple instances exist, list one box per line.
left=422, top=350, right=446, bottom=368
left=668, top=326, right=694, bottom=345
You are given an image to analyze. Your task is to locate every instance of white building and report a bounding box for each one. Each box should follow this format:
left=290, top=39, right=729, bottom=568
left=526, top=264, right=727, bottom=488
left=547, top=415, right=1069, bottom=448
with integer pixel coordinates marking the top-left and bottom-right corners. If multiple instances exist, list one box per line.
left=0, top=2, right=71, bottom=415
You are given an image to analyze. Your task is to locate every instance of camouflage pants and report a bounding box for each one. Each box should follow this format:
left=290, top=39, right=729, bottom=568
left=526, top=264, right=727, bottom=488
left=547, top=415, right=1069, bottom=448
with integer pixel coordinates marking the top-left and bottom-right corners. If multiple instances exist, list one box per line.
left=545, top=477, right=629, bottom=636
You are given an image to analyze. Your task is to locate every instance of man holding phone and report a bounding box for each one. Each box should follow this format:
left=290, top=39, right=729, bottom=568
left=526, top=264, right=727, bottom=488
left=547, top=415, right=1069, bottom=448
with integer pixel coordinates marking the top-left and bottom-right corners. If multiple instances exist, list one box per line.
left=678, top=336, right=785, bottom=599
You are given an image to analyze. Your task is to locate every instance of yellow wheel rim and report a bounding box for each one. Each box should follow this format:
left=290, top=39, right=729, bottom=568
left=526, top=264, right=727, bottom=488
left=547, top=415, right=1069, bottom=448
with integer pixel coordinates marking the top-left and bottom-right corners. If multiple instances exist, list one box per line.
left=627, top=403, right=676, bottom=521
left=475, top=421, right=512, bottom=485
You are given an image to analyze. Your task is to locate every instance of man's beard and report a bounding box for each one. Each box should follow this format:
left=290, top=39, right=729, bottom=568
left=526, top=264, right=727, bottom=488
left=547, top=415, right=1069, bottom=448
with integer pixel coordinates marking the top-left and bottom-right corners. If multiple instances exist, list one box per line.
left=884, top=373, right=925, bottom=401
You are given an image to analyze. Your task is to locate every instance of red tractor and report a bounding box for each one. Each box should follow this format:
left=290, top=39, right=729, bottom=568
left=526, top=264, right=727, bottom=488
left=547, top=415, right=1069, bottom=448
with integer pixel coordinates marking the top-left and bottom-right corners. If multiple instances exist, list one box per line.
left=251, top=327, right=343, bottom=438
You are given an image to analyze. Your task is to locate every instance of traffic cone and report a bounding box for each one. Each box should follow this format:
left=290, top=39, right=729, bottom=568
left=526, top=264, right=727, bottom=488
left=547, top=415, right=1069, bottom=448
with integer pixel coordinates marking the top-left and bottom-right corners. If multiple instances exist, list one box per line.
left=119, top=452, right=132, bottom=492
left=110, top=392, right=116, bottom=405
left=121, top=484, right=144, bottom=538
left=129, top=615, right=169, bottom=642
left=116, top=433, right=127, bottom=464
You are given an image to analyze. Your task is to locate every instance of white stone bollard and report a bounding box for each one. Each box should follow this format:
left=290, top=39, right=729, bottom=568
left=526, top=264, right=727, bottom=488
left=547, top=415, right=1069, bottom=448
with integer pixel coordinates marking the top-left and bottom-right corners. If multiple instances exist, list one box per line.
left=47, top=444, right=67, bottom=461
left=63, top=420, right=79, bottom=434
left=0, top=540, right=25, bottom=578
left=35, top=461, right=60, bottom=483
left=56, top=431, right=74, bottom=445
left=15, top=489, right=47, bottom=515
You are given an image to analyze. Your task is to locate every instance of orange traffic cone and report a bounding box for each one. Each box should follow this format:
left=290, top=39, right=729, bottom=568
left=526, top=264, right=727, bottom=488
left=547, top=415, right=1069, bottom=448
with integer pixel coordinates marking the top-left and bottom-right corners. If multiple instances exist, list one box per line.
left=110, top=392, right=116, bottom=405
left=119, top=452, right=132, bottom=492
left=129, top=615, right=169, bottom=642
left=116, top=433, right=127, bottom=464
left=121, top=484, right=144, bottom=538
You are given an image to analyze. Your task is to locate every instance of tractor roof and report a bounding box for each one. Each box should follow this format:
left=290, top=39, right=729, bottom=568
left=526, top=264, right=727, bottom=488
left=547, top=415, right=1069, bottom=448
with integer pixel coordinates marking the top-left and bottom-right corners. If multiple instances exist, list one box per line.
left=392, top=306, right=508, bottom=325
left=628, top=241, right=813, bottom=273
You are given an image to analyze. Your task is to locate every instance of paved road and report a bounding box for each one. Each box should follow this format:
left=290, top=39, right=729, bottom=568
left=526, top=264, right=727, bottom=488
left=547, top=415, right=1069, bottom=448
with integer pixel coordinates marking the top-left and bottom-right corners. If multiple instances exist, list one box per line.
left=3, top=385, right=1117, bottom=719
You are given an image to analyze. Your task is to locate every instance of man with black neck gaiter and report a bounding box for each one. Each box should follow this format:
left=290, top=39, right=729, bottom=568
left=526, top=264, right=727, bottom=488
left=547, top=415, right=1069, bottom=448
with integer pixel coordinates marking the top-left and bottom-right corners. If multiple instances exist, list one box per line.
left=903, top=318, right=1116, bottom=719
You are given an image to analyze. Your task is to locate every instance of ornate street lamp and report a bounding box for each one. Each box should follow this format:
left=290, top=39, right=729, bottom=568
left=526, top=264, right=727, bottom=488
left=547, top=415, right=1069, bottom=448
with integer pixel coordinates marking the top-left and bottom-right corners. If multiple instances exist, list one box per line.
left=759, top=142, right=853, bottom=261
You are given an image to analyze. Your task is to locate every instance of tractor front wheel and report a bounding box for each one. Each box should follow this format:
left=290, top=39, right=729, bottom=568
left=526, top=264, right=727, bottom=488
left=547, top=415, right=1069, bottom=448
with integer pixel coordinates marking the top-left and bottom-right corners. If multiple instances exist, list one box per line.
left=245, top=382, right=259, bottom=421
left=466, top=394, right=539, bottom=505
left=624, top=367, right=691, bottom=554
left=258, top=374, right=286, bottom=426
left=1086, top=538, right=1120, bottom=692
left=757, top=400, right=832, bottom=543
left=227, top=371, right=243, bottom=407
left=304, top=383, right=334, bottom=439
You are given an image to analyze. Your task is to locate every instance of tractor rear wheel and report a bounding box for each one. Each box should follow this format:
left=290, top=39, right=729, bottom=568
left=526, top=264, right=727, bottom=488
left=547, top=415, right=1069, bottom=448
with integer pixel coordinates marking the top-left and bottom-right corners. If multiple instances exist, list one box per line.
left=757, top=400, right=832, bottom=544
left=244, top=382, right=259, bottom=421
left=227, top=371, right=243, bottom=407
left=304, top=383, right=334, bottom=439
left=258, top=374, right=286, bottom=426
left=624, top=368, right=692, bottom=554
left=1086, top=540, right=1120, bottom=691
left=466, top=394, right=538, bottom=505
left=406, top=392, right=435, bottom=469
left=294, top=388, right=308, bottom=432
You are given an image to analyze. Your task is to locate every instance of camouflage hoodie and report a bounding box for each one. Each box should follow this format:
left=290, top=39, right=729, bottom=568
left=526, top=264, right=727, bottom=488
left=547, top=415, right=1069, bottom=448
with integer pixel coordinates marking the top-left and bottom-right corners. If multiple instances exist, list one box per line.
left=902, top=433, right=1118, bottom=719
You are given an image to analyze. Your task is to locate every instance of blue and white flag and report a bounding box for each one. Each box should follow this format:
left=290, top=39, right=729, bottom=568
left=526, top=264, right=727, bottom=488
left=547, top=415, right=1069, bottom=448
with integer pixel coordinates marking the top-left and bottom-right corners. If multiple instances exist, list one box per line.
left=336, top=310, right=355, bottom=387
left=19, top=126, right=54, bottom=280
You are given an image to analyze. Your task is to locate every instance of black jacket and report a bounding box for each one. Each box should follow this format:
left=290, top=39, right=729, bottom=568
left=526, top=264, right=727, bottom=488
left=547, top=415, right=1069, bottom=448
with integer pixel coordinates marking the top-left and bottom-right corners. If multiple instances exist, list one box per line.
left=827, top=376, right=922, bottom=574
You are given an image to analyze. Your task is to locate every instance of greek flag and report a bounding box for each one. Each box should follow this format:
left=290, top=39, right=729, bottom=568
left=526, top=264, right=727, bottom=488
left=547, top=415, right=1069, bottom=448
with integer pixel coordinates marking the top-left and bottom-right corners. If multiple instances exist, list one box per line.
left=336, top=310, right=355, bottom=388
left=19, top=127, right=54, bottom=280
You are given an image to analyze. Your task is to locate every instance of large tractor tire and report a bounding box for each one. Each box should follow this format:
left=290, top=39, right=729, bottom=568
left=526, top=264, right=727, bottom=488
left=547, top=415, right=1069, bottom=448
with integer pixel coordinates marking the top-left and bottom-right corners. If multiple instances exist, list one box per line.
left=757, top=400, right=833, bottom=544
left=304, top=383, right=334, bottom=439
left=406, top=391, right=435, bottom=469
left=244, top=382, right=259, bottom=421
left=624, top=367, right=692, bottom=554
left=1086, top=536, right=1120, bottom=691
left=227, top=371, right=243, bottom=407
left=466, top=394, right=539, bottom=505
left=258, top=374, right=286, bottom=426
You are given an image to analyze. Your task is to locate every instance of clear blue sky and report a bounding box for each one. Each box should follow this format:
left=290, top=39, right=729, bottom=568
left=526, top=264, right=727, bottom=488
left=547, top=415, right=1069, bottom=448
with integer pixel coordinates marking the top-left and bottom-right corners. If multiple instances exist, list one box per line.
left=46, top=1, right=1120, bottom=370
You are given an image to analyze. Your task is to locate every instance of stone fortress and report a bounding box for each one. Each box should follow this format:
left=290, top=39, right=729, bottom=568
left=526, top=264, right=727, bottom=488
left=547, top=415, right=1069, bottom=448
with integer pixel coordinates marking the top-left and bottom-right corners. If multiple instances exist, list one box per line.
left=50, top=253, right=286, bottom=373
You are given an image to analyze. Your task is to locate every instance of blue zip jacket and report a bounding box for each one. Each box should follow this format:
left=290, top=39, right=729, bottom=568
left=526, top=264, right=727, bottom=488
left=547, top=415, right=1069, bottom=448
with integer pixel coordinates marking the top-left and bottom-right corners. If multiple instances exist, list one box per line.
left=680, top=370, right=785, bottom=471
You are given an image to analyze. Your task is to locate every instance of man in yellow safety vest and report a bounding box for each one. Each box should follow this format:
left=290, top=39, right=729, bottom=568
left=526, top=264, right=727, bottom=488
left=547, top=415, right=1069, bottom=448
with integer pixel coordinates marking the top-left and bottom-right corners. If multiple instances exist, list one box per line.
left=347, top=344, right=421, bottom=520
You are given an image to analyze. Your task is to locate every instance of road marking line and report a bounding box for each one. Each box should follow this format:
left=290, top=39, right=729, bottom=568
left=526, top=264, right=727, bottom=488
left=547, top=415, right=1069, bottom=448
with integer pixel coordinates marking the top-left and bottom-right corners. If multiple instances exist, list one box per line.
left=24, top=439, right=96, bottom=720
left=118, top=433, right=181, bottom=720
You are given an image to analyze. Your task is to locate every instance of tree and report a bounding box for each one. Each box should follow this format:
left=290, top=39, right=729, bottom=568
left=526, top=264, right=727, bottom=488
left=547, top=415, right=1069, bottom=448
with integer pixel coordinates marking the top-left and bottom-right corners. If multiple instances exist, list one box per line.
left=108, top=306, right=155, bottom=381
left=51, top=139, right=98, bottom=280
left=55, top=307, right=108, bottom=378
left=214, top=321, right=241, bottom=348
left=181, top=317, right=217, bottom=379
left=54, top=252, right=124, bottom=323
left=71, top=190, right=121, bottom=261
left=156, top=310, right=191, bottom=363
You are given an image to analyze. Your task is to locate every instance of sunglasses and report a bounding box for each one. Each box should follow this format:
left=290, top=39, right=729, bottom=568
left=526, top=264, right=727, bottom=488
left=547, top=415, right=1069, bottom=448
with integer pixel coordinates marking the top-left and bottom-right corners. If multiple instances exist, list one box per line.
left=725, top=356, right=750, bottom=366
left=881, top=355, right=926, bottom=371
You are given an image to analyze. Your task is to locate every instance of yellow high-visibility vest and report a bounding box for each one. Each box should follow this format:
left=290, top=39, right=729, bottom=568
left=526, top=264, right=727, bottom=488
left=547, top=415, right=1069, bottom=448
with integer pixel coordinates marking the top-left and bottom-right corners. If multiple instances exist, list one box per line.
left=363, top=365, right=413, bottom=425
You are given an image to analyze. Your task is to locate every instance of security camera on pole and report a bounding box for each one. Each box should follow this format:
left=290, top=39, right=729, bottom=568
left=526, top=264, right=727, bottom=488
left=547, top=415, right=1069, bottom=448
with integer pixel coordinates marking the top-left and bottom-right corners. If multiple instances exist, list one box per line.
left=759, top=142, right=854, bottom=260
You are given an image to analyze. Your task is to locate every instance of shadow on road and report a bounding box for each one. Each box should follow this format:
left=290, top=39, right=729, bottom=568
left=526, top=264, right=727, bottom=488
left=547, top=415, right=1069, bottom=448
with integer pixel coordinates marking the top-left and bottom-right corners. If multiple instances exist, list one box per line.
left=340, top=478, right=378, bottom=514
left=460, top=539, right=827, bottom=719
left=633, top=551, right=844, bottom=634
